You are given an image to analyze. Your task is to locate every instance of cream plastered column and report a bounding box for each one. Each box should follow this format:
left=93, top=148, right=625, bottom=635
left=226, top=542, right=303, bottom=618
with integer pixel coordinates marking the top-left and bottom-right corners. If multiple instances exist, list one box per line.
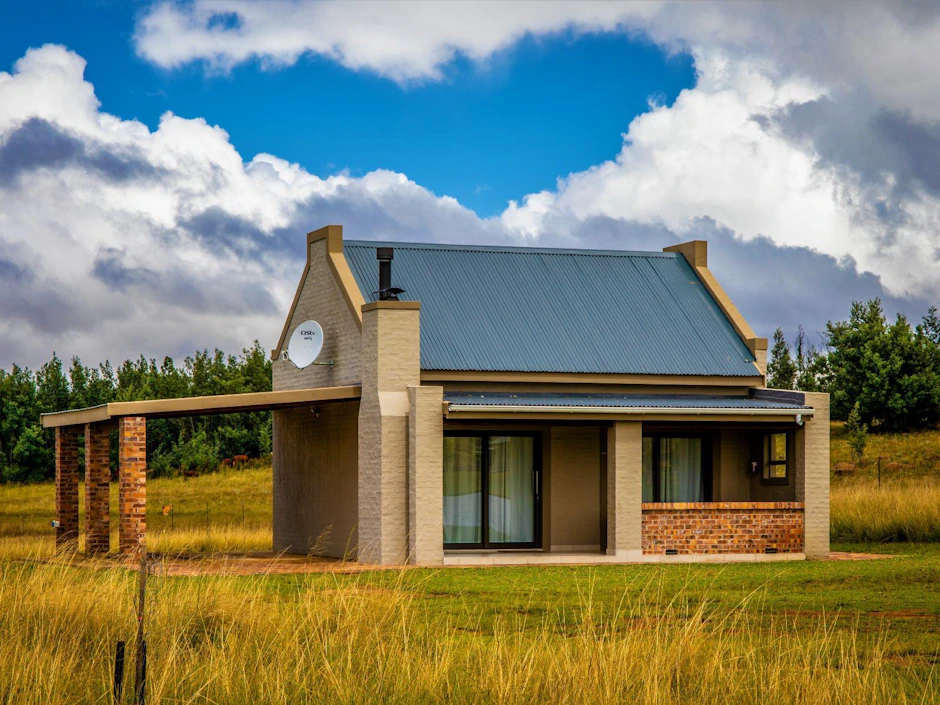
left=357, top=300, right=421, bottom=565
left=796, top=392, right=830, bottom=559
left=606, top=421, right=643, bottom=560
left=408, top=385, right=444, bottom=565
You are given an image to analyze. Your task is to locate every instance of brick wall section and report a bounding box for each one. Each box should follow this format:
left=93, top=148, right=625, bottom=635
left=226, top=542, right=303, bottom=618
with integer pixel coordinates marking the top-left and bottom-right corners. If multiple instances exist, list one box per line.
left=54, top=426, right=80, bottom=552
left=84, top=423, right=111, bottom=555
left=408, top=385, right=444, bottom=565
left=357, top=302, right=420, bottom=565
left=642, top=502, right=804, bottom=554
left=118, top=416, right=147, bottom=555
left=606, top=421, right=643, bottom=559
left=273, top=237, right=363, bottom=391
left=798, top=392, right=830, bottom=559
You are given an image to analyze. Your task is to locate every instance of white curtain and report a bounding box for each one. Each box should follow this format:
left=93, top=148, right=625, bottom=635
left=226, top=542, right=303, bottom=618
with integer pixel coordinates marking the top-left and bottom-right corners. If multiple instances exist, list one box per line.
left=443, top=437, right=482, bottom=544
left=660, top=438, right=703, bottom=502
left=487, top=436, right=535, bottom=543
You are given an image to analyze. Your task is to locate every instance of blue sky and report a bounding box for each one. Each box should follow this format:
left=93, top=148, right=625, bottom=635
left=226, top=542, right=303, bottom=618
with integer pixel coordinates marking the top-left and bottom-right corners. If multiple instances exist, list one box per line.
left=0, top=1, right=694, bottom=215
left=1, top=1, right=940, bottom=367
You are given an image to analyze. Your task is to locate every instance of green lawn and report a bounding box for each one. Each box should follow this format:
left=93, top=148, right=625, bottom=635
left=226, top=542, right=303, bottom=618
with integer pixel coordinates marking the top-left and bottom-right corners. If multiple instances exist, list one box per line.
left=303, top=542, right=940, bottom=660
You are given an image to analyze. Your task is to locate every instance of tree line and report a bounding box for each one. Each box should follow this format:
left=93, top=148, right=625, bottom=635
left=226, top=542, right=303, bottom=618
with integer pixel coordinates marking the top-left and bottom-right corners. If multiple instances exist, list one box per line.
left=0, top=342, right=272, bottom=483
left=2, top=297, right=938, bottom=483
left=768, top=299, right=940, bottom=433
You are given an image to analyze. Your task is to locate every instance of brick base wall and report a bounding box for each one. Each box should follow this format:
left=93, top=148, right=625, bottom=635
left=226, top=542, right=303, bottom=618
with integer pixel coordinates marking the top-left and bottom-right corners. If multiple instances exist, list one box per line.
left=642, top=502, right=804, bottom=555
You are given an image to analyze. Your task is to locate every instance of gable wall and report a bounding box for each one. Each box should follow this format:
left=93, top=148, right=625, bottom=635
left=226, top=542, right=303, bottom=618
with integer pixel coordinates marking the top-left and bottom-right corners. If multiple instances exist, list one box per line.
left=273, top=238, right=362, bottom=391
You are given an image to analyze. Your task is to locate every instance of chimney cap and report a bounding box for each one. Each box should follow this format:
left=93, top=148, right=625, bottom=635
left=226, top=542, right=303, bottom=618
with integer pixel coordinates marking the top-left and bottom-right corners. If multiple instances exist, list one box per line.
left=377, top=247, right=394, bottom=260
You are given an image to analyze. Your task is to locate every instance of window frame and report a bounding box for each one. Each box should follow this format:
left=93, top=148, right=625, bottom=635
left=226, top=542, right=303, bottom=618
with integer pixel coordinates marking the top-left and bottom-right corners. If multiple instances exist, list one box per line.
left=761, top=431, right=791, bottom=486
left=642, top=433, right=714, bottom=503
left=443, top=430, right=542, bottom=550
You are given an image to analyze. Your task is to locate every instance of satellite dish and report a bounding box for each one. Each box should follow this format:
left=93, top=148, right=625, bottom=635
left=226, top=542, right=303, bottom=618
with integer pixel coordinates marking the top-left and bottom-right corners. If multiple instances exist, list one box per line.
left=287, top=320, right=324, bottom=369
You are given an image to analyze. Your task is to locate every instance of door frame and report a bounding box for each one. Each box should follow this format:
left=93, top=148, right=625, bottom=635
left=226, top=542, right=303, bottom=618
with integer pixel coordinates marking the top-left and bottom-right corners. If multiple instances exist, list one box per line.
left=444, top=430, right=542, bottom=550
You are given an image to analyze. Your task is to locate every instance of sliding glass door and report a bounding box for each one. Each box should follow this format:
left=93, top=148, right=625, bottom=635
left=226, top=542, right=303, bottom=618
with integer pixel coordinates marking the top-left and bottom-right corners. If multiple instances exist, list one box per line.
left=444, top=433, right=540, bottom=548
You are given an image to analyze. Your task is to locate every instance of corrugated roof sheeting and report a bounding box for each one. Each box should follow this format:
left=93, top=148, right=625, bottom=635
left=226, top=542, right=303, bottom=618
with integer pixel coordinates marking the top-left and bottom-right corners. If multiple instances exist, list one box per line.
left=443, top=392, right=810, bottom=410
left=343, top=241, right=760, bottom=377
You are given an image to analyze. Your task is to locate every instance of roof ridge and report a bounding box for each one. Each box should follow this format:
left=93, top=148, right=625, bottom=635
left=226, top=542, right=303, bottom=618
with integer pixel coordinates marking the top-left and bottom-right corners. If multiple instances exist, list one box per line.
left=343, top=239, right=677, bottom=258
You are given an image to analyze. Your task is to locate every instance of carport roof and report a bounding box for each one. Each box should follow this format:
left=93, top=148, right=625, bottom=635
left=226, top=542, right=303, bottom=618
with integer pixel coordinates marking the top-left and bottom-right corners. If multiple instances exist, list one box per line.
left=40, top=385, right=361, bottom=428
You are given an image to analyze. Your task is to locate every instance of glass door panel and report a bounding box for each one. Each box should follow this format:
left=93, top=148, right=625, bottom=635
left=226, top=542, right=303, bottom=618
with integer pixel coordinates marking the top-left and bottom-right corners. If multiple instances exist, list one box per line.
left=487, top=436, right=536, bottom=544
left=443, top=436, right=483, bottom=545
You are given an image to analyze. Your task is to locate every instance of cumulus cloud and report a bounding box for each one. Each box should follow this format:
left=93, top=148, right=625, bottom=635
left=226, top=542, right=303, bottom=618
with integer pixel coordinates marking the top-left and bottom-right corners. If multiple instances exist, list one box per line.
left=501, top=50, right=940, bottom=301
left=0, top=42, right=932, bottom=371
left=0, top=45, right=492, bottom=368
left=130, top=1, right=940, bottom=303
left=135, top=1, right=940, bottom=120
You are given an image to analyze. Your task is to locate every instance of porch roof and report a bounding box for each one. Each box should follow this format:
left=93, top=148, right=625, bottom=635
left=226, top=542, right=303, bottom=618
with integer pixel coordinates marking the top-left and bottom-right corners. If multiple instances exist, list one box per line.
left=443, top=392, right=813, bottom=418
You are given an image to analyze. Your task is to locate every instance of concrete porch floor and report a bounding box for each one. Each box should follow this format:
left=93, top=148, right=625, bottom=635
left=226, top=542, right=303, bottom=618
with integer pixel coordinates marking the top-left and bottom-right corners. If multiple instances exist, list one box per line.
left=443, top=551, right=808, bottom=566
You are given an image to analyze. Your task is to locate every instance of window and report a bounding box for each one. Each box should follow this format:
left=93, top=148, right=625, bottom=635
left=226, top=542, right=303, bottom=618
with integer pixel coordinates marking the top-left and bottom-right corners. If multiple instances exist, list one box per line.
left=763, top=432, right=789, bottom=485
left=642, top=435, right=711, bottom=503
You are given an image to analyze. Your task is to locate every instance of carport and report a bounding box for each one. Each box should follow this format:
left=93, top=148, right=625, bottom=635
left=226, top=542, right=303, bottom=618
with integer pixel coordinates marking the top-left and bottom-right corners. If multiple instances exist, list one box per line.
left=41, top=385, right=361, bottom=556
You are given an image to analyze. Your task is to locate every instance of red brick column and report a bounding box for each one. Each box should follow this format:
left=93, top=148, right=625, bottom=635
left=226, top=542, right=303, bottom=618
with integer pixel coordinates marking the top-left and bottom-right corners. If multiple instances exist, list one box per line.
left=84, top=423, right=111, bottom=555
left=118, top=416, right=147, bottom=555
left=55, top=426, right=80, bottom=552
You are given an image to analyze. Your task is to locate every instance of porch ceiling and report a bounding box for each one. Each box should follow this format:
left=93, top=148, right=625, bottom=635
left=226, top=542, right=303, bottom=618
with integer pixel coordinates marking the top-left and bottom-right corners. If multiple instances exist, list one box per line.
left=40, top=385, right=362, bottom=428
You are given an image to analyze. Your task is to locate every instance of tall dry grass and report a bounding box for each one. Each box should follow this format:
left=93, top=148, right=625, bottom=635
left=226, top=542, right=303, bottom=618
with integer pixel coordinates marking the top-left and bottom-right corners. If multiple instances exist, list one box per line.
left=0, top=557, right=934, bottom=704
left=0, top=466, right=273, bottom=557
left=831, top=477, right=940, bottom=543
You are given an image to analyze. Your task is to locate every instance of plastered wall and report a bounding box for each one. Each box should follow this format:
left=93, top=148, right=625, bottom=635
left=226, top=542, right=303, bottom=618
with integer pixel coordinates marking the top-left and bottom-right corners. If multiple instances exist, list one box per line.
left=549, top=426, right=602, bottom=550
left=273, top=401, right=359, bottom=558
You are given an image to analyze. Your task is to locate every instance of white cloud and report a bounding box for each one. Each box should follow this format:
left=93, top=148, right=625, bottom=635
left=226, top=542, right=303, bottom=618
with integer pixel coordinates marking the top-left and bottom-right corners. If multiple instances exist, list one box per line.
left=0, top=45, right=493, bottom=368
left=135, top=1, right=940, bottom=121
left=128, top=1, right=940, bottom=300
left=135, top=1, right=646, bottom=82
left=1, top=38, right=937, bottom=371
left=502, top=45, right=940, bottom=301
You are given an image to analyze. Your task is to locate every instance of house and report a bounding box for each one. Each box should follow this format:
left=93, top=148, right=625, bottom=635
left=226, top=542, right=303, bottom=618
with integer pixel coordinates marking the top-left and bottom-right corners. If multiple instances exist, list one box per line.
left=270, top=226, right=828, bottom=565
left=42, top=224, right=829, bottom=565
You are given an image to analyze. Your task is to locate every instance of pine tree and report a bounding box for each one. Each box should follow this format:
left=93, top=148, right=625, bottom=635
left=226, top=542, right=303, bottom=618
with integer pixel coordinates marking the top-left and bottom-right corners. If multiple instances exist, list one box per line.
left=767, top=328, right=796, bottom=390
left=845, top=401, right=868, bottom=466
left=794, top=325, right=823, bottom=391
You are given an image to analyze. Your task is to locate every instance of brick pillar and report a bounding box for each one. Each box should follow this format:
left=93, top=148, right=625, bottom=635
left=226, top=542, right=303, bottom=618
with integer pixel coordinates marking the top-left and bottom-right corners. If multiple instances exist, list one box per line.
left=54, top=426, right=80, bottom=552
left=84, top=423, right=111, bottom=555
left=118, top=416, right=147, bottom=555
left=606, top=421, right=643, bottom=560
left=408, top=385, right=444, bottom=565
left=358, top=300, right=421, bottom=565
left=796, top=392, right=830, bottom=559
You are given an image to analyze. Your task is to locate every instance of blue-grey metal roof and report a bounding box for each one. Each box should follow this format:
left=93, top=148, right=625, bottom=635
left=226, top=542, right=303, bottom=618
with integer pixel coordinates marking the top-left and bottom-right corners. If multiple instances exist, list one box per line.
left=444, top=393, right=811, bottom=411
left=344, top=240, right=760, bottom=377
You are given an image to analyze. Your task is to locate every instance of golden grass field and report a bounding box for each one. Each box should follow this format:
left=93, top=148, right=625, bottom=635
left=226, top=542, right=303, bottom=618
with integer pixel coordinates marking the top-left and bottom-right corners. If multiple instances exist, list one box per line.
left=0, top=425, right=938, bottom=703
left=4, top=552, right=938, bottom=704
